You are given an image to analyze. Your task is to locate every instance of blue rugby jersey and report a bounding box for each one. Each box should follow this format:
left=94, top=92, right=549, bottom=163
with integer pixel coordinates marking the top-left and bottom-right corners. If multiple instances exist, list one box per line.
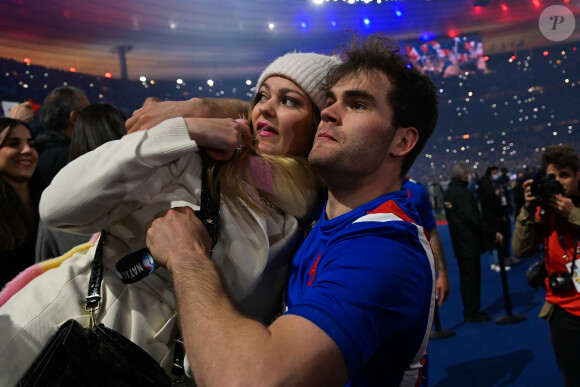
left=285, top=191, right=435, bottom=386
left=402, top=178, right=437, bottom=232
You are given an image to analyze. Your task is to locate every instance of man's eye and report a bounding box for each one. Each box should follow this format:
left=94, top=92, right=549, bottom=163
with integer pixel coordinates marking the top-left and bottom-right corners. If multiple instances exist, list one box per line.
left=353, top=102, right=366, bottom=110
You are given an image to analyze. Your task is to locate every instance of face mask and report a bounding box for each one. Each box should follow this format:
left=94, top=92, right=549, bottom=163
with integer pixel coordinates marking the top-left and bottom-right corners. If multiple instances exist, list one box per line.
left=492, top=174, right=500, bottom=181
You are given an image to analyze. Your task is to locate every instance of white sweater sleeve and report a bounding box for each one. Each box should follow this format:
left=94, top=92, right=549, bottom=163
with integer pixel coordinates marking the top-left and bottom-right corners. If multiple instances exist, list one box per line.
left=40, top=117, right=200, bottom=233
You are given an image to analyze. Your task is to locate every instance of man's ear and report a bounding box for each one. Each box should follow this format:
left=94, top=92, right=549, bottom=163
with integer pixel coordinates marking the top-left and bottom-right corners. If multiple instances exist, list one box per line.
left=69, top=110, right=80, bottom=125
left=390, top=126, right=418, bottom=157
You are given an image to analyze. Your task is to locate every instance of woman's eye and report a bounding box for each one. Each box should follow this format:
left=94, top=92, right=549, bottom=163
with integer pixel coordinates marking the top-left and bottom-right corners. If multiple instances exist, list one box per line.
left=257, top=93, right=268, bottom=103
left=5, top=141, right=19, bottom=149
left=282, top=97, right=297, bottom=107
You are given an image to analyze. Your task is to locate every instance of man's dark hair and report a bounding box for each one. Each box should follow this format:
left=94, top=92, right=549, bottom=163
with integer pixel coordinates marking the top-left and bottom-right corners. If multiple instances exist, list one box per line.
left=40, top=86, right=87, bottom=133
left=541, top=145, right=580, bottom=173
left=322, top=33, right=439, bottom=176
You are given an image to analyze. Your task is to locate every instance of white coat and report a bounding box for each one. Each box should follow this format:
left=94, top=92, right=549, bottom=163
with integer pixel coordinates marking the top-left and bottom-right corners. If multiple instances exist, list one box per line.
left=0, top=118, right=310, bottom=385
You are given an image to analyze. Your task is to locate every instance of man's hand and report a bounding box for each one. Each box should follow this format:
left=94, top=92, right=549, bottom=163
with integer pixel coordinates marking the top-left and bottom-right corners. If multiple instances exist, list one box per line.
left=126, top=97, right=250, bottom=133
left=127, top=99, right=196, bottom=133
left=546, top=194, right=575, bottom=217
left=146, top=207, right=212, bottom=272
left=435, top=272, right=450, bottom=306
left=522, top=179, right=537, bottom=209
left=429, top=228, right=450, bottom=306
left=8, top=102, right=35, bottom=124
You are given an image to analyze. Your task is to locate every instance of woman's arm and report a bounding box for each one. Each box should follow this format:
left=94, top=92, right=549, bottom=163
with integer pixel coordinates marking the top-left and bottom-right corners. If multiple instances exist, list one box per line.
left=40, top=118, right=200, bottom=233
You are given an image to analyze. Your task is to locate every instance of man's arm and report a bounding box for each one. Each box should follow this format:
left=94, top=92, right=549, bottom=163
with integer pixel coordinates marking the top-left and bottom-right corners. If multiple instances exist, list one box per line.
left=429, top=227, right=450, bottom=305
left=512, top=179, right=542, bottom=257
left=146, top=207, right=348, bottom=386
left=126, top=97, right=249, bottom=133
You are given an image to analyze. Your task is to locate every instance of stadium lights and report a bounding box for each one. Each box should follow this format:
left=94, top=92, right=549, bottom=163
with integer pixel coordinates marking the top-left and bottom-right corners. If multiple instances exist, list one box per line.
left=311, top=0, right=402, bottom=4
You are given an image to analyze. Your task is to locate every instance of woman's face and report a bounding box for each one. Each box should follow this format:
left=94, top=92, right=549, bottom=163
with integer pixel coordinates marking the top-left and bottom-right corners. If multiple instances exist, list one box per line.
left=251, top=76, right=316, bottom=157
left=0, top=124, right=38, bottom=184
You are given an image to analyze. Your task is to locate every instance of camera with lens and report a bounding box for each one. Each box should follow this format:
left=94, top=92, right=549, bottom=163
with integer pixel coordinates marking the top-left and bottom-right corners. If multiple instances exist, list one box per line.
left=548, top=272, right=575, bottom=293
left=530, top=174, right=564, bottom=205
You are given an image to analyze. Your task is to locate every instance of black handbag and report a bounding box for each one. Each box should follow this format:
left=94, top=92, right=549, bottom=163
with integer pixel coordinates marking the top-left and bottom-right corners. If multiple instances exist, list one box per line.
left=526, top=257, right=547, bottom=289
left=18, top=230, right=172, bottom=387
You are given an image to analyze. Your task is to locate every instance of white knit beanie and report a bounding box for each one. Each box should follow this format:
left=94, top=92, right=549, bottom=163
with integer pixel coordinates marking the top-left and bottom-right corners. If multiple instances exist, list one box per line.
left=256, top=52, right=342, bottom=111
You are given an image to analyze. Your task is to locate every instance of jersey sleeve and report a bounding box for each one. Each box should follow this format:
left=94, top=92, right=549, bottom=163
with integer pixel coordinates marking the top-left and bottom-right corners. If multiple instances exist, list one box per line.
left=413, top=184, right=436, bottom=231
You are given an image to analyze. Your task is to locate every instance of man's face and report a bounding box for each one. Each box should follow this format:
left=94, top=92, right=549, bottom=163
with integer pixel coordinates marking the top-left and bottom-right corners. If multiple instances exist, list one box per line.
left=545, top=163, right=580, bottom=197
left=308, top=70, right=396, bottom=177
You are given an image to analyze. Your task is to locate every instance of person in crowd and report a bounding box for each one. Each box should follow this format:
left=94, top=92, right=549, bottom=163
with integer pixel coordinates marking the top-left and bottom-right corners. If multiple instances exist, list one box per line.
left=0, top=51, right=339, bottom=385
left=35, top=86, right=90, bottom=190
left=404, top=177, right=450, bottom=305
left=478, top=165, right=499, bottom=203
left=145, top=34, right=438, bottom=386
left=35, top=103, right=127, bottom=262
left=480, top=174, right=511, bottom=272
left=496, top=166, right=517, bottom=263
left=480, top=165, right=518, bottom=270
left=512, top=170, right=527, bottom=219
left=428, top=179, right=444, bottom=215
left=513, top=144, right=580, bottom=387
left=444, top=163, right=502, bottom=323
left=468, top=171, right=480, bottom=203
left=0, top=118, right=40, bottom=287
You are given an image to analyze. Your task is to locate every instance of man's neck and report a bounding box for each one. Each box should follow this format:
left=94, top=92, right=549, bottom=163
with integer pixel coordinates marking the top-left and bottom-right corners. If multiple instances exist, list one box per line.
left=325, top=176, right=403, bottom=220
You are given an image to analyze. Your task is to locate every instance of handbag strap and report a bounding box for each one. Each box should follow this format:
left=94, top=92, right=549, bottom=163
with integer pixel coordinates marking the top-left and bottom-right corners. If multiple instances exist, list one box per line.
left=85, top=229, right=106, bottom=331
left=194, top=149, right=220, bottom=251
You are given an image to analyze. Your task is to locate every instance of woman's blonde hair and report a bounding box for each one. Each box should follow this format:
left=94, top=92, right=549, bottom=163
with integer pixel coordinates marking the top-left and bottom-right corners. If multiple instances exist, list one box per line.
left=208, top=92, right=324, bottom=220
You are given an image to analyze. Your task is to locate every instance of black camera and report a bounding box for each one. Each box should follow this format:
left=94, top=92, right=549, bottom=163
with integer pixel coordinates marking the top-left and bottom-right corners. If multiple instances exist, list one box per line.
left=530, top=174, right=564, bottom=203
left=548, top=273, right=575, bottom=293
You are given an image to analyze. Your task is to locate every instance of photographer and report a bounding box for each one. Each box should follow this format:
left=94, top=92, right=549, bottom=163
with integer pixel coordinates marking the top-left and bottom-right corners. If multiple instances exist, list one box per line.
left=513, top=145, right=580, bottom=387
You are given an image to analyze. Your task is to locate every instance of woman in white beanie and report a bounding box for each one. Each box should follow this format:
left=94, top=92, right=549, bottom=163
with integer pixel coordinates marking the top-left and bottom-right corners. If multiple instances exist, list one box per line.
left=0, top=51, right=341, bottom=386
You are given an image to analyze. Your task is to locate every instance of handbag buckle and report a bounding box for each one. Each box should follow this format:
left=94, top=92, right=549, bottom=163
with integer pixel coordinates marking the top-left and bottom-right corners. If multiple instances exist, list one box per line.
left=85, top=295, right=101, bottom=331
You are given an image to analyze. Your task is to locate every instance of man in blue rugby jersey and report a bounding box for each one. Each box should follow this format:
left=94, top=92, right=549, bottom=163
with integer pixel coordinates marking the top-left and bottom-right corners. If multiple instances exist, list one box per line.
left=147, top=34, right=439, bottom=386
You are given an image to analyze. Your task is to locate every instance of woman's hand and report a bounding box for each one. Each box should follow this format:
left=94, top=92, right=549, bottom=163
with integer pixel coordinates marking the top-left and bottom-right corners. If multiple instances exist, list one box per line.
left=185, top=118, right=251, bottom=160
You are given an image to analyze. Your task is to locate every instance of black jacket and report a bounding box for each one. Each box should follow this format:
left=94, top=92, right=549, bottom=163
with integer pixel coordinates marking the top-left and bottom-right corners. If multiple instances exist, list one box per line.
left=34, top=131, right=71, bottom=191
left=444, top=177, right=496, bottom=258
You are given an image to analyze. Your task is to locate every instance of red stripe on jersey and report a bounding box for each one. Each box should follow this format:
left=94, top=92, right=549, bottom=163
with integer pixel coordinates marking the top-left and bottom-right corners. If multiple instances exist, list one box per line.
left=307, top=253, right=321, bottom=287
left=368, top=200, right=417, bottom=225
left=367, top=200, right=430, bottom=241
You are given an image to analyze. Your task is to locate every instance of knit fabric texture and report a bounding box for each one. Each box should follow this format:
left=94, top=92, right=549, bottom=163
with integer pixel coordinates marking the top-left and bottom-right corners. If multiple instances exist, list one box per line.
left=256, top=52, right=342, bottom=111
